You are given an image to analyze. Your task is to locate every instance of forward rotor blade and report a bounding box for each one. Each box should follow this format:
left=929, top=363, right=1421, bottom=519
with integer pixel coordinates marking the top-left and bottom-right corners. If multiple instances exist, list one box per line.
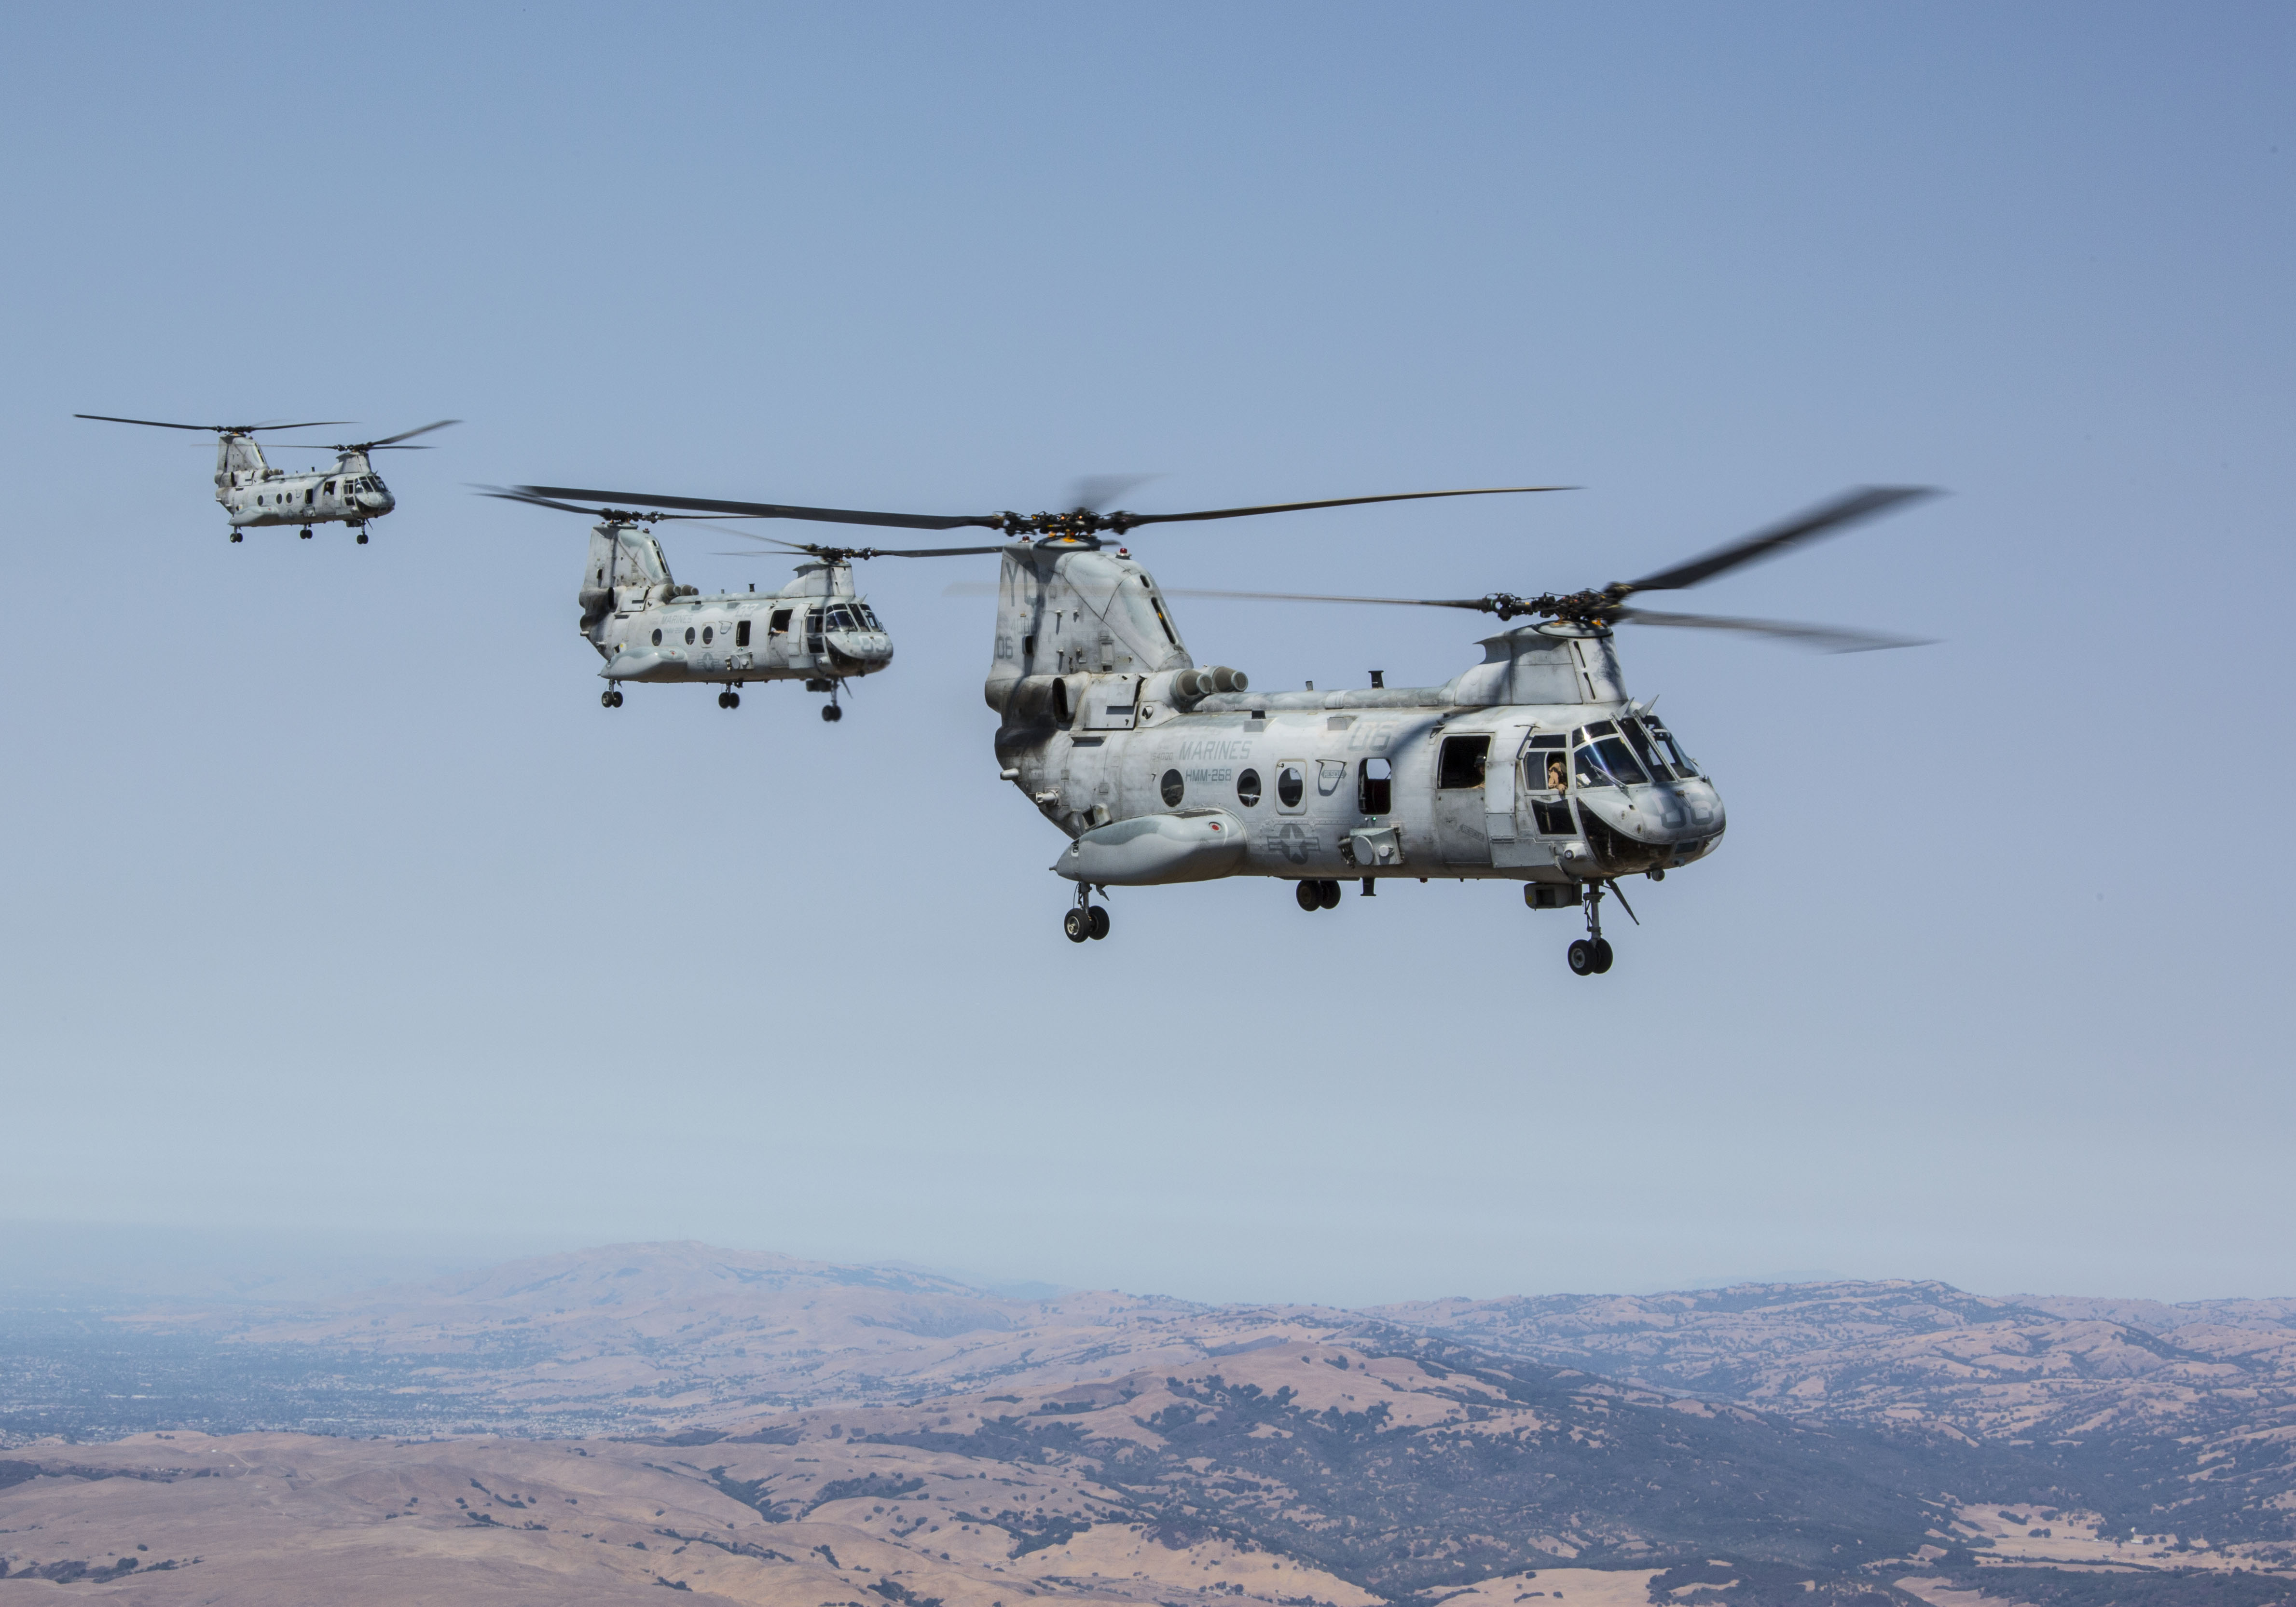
left=371, top=418, right=460, bottom=447
left=1622, top=485, right=1939, bottom=594
left=517, top=484, right=1002, bottom=533
left=1613, top=605, right=1933, bottom=653
left=1122, top=485, right=1571, bottom=528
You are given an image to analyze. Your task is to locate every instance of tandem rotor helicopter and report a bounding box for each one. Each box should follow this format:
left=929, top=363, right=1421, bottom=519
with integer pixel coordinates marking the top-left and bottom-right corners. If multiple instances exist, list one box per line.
left=480, top=487, right=1009, bottom=717
left=510, top=478, right=1937, bottom=972
left=75, top=413, right=458, bottom=541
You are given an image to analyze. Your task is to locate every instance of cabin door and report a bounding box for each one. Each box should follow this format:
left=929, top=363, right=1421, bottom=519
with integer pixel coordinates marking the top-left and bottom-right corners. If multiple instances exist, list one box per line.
left=1430, top=733, right=1492, bottom=866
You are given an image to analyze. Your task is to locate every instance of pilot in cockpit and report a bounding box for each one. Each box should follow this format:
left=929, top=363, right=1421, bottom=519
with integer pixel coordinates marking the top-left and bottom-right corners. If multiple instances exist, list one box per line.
left=1546, top=755, right=1568, bottom=793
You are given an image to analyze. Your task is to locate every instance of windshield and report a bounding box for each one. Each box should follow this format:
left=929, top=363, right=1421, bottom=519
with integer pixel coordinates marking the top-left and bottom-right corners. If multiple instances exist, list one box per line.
left=1572, top=733, right=1649, bottom=788
left=1643, top=719, right=1700, bottom=778
left=827, top=605, right=856, bottom=630
left=853, top=603, right=882, bottom=629
left=1621, top=718, right=1674, bottom=782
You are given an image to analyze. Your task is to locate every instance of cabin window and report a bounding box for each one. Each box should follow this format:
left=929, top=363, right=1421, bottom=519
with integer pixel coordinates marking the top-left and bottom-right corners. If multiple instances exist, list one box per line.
left=651, top=628, right=663, bottom=646
left=1236, top=769, right=1262, bottom=808
left=769, top=609, right=791, bottom=633
left=685, top=626, right=696, bottom=645
left=1359, top=757, right=1392, bottom=815
left=323, top=480, right=335, bottom=494
left=735, top=620, right=751, bottom=647
left=1437, top=735, right=1490, bottom=789
left=1160, top=769, right=1185, bottom=808
left=701, top=626, right=714, bottom=645
left=304, top=487, right=315, bottom=504
left=1276, top=764, right=1306, bottom=809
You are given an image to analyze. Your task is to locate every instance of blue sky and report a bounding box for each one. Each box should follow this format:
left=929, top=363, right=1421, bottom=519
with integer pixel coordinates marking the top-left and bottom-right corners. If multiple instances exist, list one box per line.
left=0, top=3, right=2289, bottom=1305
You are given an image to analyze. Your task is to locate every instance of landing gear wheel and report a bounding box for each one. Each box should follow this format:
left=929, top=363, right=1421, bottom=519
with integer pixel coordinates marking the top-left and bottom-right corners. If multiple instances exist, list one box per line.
left=1317, top=879, right=1342, bottom=910
left=356, top=530, right=368, bottom=544
left=1063, top=908, right=1090, bottom=943
left=716, top=691, right=730, bottom=708
left=602, top=688, right=622, bottom=709
left=1592, top=939, right=1614, bottom=974
left=1087, top=905, right=1109, bottom=940
left=1568, top=939, right=1596, bottom=976
left=1296, top=881, right=1322, bottom=912
left=726, top=691, right=740, bottom=709
left=821, top=703, right=842, bottom=722
left=229, top=531, right=242, bottom=543
left=299, top=527, right=312, bottom=539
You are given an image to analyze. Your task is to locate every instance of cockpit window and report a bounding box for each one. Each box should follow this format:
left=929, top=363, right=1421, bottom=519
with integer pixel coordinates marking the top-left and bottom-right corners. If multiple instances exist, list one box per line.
left=853, top=604, right=881, bottom=629
left=1644, top=720, right=1700, bottom=779
left=1572, top=733, right=1649, bottom=788
left=1620, top=718, right=1673, bottom=781
left=827, top=605, right=856, bottom=630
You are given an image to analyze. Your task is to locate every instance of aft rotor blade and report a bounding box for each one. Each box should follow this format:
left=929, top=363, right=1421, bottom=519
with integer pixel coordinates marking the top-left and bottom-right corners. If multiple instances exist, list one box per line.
left=1161, top=584, right=1501, bottom=611
left=1622, top=485, right=1939, bottom=594
left=517, top=485, right=1003, bottom=533
left=74, top=413, right=353, bottom=433
left=476, top=486, right=745, bottom=521
left=1069, top=474, right=1159, bottom=513
left=1613, top=605, right=1933, bottom=653
left=1122, top=486, right=1571, bottom=528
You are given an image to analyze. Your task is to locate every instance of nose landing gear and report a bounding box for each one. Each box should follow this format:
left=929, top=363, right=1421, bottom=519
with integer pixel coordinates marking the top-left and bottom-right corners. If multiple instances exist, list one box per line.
left=1567, top=882, right=1615, bottom=975
left=601, top=688, right=625, bottom=708
left=1063, top=884, right=1111, bottom=943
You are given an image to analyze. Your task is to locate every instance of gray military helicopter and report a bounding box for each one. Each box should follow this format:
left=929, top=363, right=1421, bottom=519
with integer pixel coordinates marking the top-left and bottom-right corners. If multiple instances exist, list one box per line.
left=516, top=479, right=1932, bottom=971
left=74, top=413, right=458, bottom=541
left=483, top=487, right=1002, bottom=717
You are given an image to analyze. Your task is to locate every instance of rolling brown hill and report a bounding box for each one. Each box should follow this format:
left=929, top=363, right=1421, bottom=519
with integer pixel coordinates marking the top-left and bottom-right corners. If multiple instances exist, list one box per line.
left=7, top=1245, right=2296, bottom=1605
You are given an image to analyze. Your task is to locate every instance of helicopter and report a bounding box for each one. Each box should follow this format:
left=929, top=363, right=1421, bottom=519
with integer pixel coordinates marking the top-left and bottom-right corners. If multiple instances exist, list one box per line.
left=504, top=479, right=1933, bottom=971
left=74, top=413, right=458, bottom=542
left=483, top=487, right=1004, bottom=717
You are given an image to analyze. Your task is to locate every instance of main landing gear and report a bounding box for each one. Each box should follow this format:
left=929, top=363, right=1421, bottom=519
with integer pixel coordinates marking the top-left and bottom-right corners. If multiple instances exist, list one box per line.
left=1567, top=882, right=1615, bottom=975
left=1063, top=884, right=1111, bottom=943
left=1293, top=879, right=1343, bottom=911
left=805, top=677, right=844, bottom=721
left=717, top=688, right=742, bottom=709
left=600, top=688, right=625, bottom=708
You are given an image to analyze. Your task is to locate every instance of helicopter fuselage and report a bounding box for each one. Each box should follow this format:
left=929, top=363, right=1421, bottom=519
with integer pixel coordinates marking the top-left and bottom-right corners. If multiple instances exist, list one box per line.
left=1008, top=679, right=1724, bottom=892
left=578, top=520, right=893, bottom=689
left=985, top=540, right=1725, bottom=901
left=215, top=440, right=395, bottom=532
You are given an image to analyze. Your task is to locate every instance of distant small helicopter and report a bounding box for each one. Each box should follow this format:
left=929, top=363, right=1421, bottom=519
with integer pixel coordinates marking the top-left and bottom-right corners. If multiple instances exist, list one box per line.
left=75, top=413, right=457, bottom=542
left=507, top=479, right=1932, bottom=972
left=484, top=487, right=1004, bottom=718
